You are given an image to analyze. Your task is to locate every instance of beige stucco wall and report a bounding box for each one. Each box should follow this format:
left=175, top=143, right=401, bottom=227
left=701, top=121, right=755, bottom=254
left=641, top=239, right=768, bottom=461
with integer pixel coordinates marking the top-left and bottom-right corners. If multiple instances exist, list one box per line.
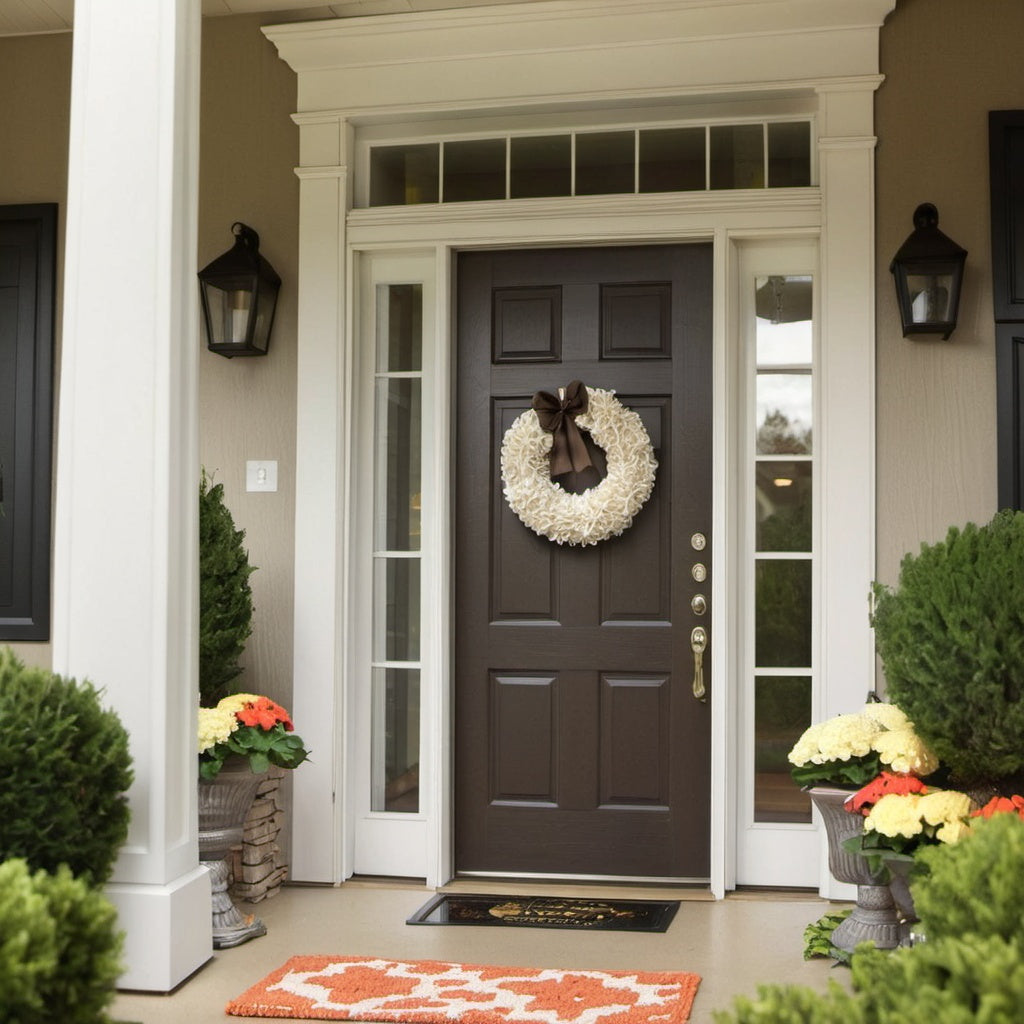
left=0, top=19, right=299, bottom=708
left=875, top=0, right=1021, bottom=585
left=197, top=14, right=299, bottom=713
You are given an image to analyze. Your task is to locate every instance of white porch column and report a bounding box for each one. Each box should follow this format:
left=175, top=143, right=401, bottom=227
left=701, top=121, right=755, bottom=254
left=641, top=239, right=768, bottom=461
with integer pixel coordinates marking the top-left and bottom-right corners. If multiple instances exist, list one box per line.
left=52, top=0, right=210, bottom=991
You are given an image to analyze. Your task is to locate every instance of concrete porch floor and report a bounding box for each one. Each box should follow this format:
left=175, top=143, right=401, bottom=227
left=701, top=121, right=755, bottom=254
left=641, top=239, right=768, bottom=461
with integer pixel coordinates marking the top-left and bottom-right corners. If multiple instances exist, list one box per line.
left=111, top=882, right=846, bottom=1024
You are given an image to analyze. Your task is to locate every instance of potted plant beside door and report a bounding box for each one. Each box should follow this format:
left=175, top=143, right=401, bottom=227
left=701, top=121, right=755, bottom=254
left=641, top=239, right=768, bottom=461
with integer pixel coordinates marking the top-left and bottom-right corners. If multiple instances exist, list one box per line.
left=787, top=702, right=938, bottom=951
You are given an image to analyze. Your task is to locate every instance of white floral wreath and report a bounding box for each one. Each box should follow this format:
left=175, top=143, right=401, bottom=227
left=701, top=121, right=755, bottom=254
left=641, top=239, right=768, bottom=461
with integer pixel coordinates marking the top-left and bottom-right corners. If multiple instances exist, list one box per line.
left=500, top=386, right=658, bottom=546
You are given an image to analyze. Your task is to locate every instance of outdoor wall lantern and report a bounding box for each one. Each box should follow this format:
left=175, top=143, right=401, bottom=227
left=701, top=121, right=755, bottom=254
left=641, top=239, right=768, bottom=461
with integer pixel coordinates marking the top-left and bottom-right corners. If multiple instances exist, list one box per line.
left=198, top=222, right=281, bottom=357
left=889, top=203, right=967, bottom=340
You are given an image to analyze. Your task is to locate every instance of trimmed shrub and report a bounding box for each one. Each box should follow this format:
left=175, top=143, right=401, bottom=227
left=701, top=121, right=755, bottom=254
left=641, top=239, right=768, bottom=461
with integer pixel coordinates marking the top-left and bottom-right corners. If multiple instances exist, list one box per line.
left=0, top=648, right=132, bottom=884
left=853, top=934, right=1024, bottom=1022
left=0, top=859, right=122, bottom=1024
left=912, top=812, right=1024, bottom=946
left=199, top=470, right=255, bottom=705
left=711, top=982, right=863, bottom=1024
left=872, top=509, right=1024, bottom=790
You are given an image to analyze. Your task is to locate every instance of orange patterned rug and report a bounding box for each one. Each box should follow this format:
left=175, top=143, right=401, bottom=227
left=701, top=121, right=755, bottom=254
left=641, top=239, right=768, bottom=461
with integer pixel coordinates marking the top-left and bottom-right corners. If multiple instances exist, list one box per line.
left=225, top=955, right=701, bottom=1023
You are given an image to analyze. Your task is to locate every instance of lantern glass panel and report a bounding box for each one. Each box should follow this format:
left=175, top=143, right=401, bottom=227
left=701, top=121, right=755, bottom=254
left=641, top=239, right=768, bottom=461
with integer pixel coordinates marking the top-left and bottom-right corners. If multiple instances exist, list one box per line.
left=905, top=269, right=954, bottom=324
left=202, top=275, right=257, bottom=346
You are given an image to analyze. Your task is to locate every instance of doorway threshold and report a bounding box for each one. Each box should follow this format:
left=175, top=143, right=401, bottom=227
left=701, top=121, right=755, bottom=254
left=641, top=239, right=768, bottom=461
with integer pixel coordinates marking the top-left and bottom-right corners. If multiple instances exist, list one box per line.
left=440, top=877, right=714, bottom=902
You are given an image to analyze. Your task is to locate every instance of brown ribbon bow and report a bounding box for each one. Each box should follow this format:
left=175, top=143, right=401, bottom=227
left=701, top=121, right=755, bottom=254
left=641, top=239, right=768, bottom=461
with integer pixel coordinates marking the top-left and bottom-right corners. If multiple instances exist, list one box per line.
left=532, top=380, right=592, bottom=478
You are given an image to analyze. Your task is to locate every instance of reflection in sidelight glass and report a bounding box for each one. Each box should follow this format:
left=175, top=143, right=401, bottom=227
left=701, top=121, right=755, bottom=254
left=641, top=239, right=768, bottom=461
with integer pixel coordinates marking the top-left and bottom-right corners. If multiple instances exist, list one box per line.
left=371, top=668, right=421, bottom=813
left=374, top=378, right=421, bottom=551
left=755, top=560, right=812, bottom=668
left=371, top=282, right=424, bottom=814
left=755, top=460, right=812, bottom=552
left=756, top=375, right=812, bottom=455
left=754, top=676, right=812, bottom=823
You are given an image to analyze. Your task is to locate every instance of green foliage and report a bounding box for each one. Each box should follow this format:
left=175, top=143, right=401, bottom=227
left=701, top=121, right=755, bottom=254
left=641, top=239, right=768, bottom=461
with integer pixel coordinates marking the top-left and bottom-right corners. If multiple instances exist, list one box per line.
left=199, top=470, right=255, bottom=705
left=712, top=981, right=862, bottom=1024
left=872, top=509, right=1024, bottom=789
left=0, top=859, right=122, bottom=1024
left=852, top=935, right=1024, bottom=1023
left=0, top=648, right=132, bottom=885
left=803, top=907, right=852, bottom=964
left=790, top=754, right=883, bottom=790
left=199, top=723, right=309, bottom=780
left=912, top=813, right=1024, bottom=946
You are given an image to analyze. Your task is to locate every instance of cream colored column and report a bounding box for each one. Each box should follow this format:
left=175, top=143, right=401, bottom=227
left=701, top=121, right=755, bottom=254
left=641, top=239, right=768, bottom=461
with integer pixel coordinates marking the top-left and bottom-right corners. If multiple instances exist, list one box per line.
left=51, top=0, right=210, bottom=991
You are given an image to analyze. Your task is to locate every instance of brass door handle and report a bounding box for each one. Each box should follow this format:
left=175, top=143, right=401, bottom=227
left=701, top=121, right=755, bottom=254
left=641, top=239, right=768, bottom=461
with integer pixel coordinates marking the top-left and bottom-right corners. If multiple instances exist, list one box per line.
left=691, top=626, right=707, bottom=702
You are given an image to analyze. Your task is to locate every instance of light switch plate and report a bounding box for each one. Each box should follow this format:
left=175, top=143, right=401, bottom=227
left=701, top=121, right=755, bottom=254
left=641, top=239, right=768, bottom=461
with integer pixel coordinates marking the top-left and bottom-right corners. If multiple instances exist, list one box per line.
left=246, top=460, right=278, bottom=492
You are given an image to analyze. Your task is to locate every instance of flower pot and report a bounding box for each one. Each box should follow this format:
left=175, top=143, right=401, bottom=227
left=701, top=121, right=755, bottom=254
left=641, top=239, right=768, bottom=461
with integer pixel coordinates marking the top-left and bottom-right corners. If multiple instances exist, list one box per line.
left=198, top=755, right=268, bottom=948
left=808, top=786, right=903, bottom=952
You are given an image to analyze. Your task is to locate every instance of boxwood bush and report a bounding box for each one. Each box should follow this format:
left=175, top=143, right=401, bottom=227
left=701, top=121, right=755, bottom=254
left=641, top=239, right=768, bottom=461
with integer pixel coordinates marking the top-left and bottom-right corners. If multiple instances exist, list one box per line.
left=871, top=509, right=1024, bottom=791
left=0, top=647, right=132, bottom=884
left=0, top=858, right=122, bottom=1024
left=912, top=812, right=1024, bottom=946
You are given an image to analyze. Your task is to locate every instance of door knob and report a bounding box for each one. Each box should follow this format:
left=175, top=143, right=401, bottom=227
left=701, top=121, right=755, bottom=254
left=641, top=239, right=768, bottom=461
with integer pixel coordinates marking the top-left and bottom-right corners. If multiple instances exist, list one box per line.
left=691, top=593, right=707, bottom=615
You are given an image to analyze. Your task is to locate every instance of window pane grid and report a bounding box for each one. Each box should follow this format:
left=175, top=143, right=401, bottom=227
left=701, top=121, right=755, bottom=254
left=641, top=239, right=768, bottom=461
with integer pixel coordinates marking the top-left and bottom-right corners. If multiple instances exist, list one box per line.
left=752, top=272, right=815, bottom=825
left=367, top=119, right=812, bottom=207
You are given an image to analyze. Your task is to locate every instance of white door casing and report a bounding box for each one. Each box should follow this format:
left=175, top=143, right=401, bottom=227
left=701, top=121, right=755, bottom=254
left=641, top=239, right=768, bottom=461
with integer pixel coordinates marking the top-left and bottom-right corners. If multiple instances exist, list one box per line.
left=266, top=0, right=888, bottom=896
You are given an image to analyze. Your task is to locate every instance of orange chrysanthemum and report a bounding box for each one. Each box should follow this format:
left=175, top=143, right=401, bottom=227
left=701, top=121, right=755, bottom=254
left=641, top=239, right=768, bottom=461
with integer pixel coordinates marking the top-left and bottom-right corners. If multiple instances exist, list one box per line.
left=845, top=771, right=928, bottom=816
left=236, top=696, right=294, bottom=732
left=971, top=794, right=1024, bottom=820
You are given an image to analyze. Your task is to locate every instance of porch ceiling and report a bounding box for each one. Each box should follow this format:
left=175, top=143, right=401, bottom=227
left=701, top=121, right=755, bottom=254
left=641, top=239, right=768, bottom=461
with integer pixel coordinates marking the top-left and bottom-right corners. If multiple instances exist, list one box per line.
left=0, top=0, right=544, bottom=38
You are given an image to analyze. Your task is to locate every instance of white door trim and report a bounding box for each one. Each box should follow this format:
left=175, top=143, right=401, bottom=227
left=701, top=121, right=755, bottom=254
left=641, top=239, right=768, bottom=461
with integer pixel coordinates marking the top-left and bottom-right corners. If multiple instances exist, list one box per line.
left=266, top=0, right=885, bottom=898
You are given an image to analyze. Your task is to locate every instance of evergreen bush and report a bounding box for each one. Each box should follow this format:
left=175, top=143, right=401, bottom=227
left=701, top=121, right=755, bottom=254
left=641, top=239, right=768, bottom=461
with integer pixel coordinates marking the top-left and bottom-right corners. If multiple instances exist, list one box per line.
left=852, top=934, right=1024, bottom=1021
left=711, top=982, right=863, bottom=1024
left=0, top=859, right=122, bottom=1024
left=871, top=509, right=1024, bottom=790
left=0, top=648, right=132, bottom=884
left=912, top=812, right=1024, bottom=946
left=199, top=470, right=255, bottom=705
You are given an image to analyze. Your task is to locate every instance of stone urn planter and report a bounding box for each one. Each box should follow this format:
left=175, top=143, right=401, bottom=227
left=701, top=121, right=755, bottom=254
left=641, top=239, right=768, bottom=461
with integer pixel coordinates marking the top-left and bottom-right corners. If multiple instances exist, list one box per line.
left=198, top=755, right=268, bottom=948
left=808, top=786, right=903, bottom=952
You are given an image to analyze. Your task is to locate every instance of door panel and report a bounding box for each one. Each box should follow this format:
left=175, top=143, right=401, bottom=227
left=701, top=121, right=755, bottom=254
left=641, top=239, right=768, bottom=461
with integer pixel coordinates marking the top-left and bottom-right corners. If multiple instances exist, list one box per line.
left=455, top=245, right=712, bottom=880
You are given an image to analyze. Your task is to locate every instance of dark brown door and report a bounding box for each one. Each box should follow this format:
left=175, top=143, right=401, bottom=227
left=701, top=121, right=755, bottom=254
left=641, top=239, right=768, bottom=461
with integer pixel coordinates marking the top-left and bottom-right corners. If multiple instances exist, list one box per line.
left=455, top=244, right=712, bottom=880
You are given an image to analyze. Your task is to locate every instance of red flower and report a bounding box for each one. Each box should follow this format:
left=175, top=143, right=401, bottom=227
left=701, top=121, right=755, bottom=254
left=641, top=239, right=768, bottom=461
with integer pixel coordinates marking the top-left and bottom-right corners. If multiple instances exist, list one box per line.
left=236, top=696, right=294, bottom=732
left=971, top=794, right=1024, bottom=820
left=845, top=771, right=927, bottom=816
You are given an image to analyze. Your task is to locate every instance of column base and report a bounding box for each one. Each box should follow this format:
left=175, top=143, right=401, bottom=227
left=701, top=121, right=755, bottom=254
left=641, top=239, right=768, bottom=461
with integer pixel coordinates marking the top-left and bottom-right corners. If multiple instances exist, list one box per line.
left=106, top=865, right=212, bottom=992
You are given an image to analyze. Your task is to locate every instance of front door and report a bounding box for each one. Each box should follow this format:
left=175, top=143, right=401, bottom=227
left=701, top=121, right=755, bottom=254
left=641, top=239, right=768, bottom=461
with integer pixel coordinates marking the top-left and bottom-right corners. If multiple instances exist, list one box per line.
left=454, top=244, right=713, bottom=880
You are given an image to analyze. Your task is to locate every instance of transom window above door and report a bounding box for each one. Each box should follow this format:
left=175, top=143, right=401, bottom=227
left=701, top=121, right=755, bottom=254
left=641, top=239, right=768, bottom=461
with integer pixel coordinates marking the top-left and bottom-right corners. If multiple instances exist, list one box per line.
left=364, top=120, right=812, bottom=207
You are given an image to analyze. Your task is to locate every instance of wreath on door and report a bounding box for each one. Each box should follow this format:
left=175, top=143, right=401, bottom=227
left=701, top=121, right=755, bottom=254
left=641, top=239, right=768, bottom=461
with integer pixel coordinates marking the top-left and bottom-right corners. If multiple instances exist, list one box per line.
left=500, top=381, right=657, bottom=546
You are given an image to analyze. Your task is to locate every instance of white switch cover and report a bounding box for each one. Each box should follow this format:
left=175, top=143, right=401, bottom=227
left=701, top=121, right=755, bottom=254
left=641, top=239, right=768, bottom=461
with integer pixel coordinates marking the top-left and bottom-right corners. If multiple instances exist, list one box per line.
left=246, top=460, right=278, bottom=492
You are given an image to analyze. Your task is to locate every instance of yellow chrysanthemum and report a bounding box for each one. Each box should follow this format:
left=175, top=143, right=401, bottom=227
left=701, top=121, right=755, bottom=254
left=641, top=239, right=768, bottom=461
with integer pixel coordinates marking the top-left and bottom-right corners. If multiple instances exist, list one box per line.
left=918, top=789, right=972, bottom=829
left=864, top=793, right=926, bottom=839
left=216, top=693, right=261, bottom=715
left=198, top=706, right=240, bottom=753
left=861, top=702, right=909, bottom=732
left=815, top=714, right=877, bottom=762
left=788, top=722, right=827, bottom=766
left=872, top=727, right=939, bottom=776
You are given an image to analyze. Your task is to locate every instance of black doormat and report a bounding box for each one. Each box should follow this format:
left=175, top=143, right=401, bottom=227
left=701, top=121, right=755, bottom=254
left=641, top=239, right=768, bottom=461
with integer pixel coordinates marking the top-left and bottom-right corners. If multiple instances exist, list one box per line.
left=406, top=894, right=679, bottom=932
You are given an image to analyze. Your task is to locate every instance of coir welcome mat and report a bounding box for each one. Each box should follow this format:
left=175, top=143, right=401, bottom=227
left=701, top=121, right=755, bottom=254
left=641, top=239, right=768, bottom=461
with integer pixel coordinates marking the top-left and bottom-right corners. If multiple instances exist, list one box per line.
left=225, top=955, right=701, bottom=1023
left=407, top=895, right=680, bottom=933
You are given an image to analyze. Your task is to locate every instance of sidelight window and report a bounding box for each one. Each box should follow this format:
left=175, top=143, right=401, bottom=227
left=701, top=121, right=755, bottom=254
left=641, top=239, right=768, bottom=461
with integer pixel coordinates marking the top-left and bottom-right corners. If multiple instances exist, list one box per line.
left=751, top=273, right=814, bottom=826
left=370, top=283, right=423, bottom=814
